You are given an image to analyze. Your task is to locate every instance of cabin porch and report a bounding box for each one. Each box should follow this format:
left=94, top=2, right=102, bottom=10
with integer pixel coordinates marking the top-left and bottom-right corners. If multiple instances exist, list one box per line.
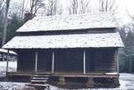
left=6, top=48, right=119, bottom=87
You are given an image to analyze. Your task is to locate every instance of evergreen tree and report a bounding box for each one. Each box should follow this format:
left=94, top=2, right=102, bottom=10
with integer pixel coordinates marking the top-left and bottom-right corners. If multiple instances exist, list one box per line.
left=6, top=14, right=23, bottom=42
left=0, top=13, right=23, bottom=46
left=119, top=30, right=134, bottom=72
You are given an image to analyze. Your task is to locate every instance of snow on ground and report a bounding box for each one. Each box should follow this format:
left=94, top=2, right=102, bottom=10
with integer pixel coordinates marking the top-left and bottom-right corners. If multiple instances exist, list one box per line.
left=0, top=61, right=134, bottom=90
left=0, top=82, right=25, bottom=90
left=119, top=73, right=134, bottom=89
left=0, top=61, right=17, bottom=77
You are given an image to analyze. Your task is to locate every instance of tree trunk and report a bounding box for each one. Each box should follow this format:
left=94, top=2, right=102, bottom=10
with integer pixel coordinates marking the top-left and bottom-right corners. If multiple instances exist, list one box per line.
left=2, top=0, right=11, bottom=46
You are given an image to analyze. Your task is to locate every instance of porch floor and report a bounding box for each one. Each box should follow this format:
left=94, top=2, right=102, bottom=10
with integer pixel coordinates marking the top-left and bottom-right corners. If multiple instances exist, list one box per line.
left=7, top=71, right=119, bottom=78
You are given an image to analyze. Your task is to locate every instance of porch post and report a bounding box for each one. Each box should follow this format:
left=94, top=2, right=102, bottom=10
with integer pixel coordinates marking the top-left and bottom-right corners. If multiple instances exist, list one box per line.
left=2, top=54, right=5, bottom=61
left=6, top=50, right=9, bottom=73
left=83, top=50, right=86, bottom=74
left=117, top=50, right=119, bottom=73
left=35, top=51, right=38, bottom=73
left=52, top=51, right=55, bottom=73
left=115, top=49, right=119, bottom=73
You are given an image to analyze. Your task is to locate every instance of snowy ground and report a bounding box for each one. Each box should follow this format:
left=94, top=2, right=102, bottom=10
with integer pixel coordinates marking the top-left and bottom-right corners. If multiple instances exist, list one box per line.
left=0, top=61, right=17, bottom=77
left=0, top=61, right=134, bottom=90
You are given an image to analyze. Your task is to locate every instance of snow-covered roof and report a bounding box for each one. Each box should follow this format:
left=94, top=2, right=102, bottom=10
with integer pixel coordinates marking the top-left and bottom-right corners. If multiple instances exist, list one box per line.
left=3, top=32, right=123, bottom=49
left=17, top=13, right=117, bottom=32
left=0, top=49, right=17, bottom=55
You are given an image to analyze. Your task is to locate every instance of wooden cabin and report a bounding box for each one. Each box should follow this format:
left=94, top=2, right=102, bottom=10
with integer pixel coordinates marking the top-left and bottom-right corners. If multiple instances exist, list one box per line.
left=3, top=13, right=124, bottom=88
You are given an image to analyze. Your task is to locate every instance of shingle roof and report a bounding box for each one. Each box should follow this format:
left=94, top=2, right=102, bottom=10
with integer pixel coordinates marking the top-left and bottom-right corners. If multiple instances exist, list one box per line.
left=17, top=13, right=117, bottom=32
left=3, top=32, right=124, bottom=49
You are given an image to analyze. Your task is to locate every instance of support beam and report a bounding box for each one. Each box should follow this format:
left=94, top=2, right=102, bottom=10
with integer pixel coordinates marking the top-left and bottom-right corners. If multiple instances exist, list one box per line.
left=117, top=51, right=119, bottom=73
left=2, top=54, right=5, bottom=61
left=35, top=51, right=38, bottom=73
left=115, top=49, right=119, bottom=73
left=83, top=50, right=86, bottom=74
left=6, top=50, right=9, bottom=73
left=129, top=57, right=132, bottom=73
left=52, top=51, right=55, bottom=73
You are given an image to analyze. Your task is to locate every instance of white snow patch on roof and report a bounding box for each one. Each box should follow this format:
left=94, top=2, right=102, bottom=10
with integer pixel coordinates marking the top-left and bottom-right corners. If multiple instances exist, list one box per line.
left=17, top=13, right=117, bottom=32
left=0, top=49, right=17, bottom=55
left=3, top=32, right=124, bottom=49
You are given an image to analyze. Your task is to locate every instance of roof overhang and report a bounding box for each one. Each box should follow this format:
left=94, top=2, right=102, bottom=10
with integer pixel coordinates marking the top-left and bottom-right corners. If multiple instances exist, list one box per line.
left=3, top=32, right=124, bottom=49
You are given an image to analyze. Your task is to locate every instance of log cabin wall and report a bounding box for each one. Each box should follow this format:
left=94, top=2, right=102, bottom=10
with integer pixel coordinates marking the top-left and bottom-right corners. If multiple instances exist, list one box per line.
left=86, top=48, right=117, bottom=72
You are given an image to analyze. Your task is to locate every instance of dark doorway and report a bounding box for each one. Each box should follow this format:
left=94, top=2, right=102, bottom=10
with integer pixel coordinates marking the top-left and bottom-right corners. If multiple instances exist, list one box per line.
left=38, top=50, right=52, bottom=72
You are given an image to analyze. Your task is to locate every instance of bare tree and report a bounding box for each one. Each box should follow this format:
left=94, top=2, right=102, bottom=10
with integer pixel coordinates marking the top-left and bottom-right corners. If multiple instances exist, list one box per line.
left=2, top=0, right=11, bottom=46
left=30, top=0, right=39, bottom=15
left=20, top=0, right=25, bottom=19
left=126, top=8, right=134, bottom=22
left=68, top=0, right=79, bottom=14
left=44, top=0, right=61, bottom=16
left=79, top=0, right=90, bottom=14
left=125, top=8, right=134, bottom=30
left=68, top=0, right=90, bottom=14
left=30, top=0, right=44, bottom=15
left=99, top=0, right=117, bottom=12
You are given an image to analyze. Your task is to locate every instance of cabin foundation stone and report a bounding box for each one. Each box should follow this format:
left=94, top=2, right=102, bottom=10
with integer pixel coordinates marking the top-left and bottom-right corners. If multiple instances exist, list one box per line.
left=86, top=77, right=95, bottom=88
left=113, top=77, right=120, bottom=87
left=58, top=76, right=66, bottom=86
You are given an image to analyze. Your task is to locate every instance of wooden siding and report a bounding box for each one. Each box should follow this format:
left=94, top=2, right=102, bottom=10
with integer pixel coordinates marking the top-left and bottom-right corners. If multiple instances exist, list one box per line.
left=86, top=48, right=116, bottom=72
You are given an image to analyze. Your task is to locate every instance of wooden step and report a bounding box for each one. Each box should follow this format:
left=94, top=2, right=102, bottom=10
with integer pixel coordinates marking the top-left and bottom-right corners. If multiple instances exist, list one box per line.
left=31, top=77, right=48, bottom=80
left=30, top=74, right=50, bottom=84
left=31, top=80, right=48, bottom=83
left=31, top=79, right=48, bottom=84
left=33, top=74, right=50, bottom=77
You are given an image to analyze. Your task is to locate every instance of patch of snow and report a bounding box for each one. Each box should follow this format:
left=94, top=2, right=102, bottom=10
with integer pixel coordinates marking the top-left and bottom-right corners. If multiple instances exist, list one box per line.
left=0, top=49, right=17, bottom=55
left=0, top=61, right=17, bottom=77
left=119, top=73, right=134, bottom=89
left=3, top=32, right=123, bottom=49
left=0, top=82, right=25, bottom=90
left=105, top=72, right=118, bottom=75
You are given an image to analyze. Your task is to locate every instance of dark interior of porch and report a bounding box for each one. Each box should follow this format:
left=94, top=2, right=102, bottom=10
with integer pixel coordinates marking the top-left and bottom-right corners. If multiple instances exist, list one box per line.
left=15, top=48, right=117, bottom=74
